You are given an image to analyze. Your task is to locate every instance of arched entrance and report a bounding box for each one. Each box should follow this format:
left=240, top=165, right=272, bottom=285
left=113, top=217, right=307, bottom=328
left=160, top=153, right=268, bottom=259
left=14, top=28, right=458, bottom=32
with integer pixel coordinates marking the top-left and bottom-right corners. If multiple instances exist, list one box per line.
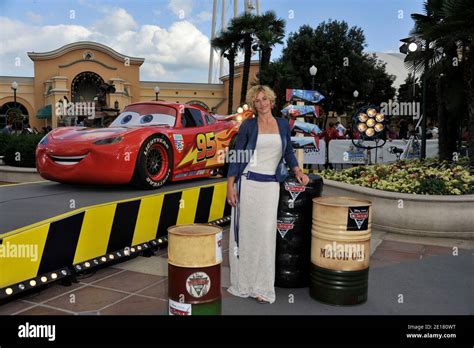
left=71, top=71, right=104, bottom=103
left=0, top=102, right=29, bottom=129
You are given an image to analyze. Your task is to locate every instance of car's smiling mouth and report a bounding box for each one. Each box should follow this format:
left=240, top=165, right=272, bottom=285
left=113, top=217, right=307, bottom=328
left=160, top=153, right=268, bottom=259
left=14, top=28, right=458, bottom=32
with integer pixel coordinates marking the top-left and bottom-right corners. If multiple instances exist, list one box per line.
left=49, top=154, right=88, bottom=165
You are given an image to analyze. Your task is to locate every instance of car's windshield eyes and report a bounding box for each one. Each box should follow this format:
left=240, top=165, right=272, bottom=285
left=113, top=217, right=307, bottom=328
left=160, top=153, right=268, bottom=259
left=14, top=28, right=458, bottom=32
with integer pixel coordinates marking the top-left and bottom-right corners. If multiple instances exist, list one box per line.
left=140, top=114, right=153, bottom=124
left=121, top=114, right=133, bottom=124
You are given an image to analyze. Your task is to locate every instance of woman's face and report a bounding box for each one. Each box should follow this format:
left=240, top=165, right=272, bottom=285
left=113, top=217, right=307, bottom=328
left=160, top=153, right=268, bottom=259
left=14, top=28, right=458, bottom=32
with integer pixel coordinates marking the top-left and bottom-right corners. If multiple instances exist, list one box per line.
left=253, top=91, right=272, bottom=115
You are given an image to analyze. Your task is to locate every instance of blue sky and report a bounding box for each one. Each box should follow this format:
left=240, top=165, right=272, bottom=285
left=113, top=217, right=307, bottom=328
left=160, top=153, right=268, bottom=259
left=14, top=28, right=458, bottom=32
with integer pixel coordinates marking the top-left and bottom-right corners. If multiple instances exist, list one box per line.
left=0, top=0, right=425, bottom=82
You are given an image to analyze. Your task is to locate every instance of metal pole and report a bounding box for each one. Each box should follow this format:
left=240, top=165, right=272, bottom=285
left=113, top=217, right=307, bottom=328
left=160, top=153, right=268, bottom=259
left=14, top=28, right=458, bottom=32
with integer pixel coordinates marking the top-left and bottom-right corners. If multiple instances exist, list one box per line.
left=256, top=0, right=260, bottom=15
left=312, top=76, right=315, bottom=91
left=234, top=0, right=238, bottom=17
left=420, top=57, right=428, bottom=159
left=208, top=0, right=218, bottom=83
left=219, top=0, right=226, bottom=80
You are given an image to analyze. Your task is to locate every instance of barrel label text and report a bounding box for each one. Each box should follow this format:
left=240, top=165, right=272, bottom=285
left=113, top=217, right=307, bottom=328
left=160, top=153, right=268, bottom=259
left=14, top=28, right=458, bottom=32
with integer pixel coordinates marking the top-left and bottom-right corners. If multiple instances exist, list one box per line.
left=277, top=218, right=295, bottom=238
left=284, top=182, right=305, bottom=208
left=320, top=242, right=365, bottom=261
left=186, top=272, right=211, bottom=298
left=347, top=206, right=369, bottom=230
left=169, top=299, right=192, bottom=316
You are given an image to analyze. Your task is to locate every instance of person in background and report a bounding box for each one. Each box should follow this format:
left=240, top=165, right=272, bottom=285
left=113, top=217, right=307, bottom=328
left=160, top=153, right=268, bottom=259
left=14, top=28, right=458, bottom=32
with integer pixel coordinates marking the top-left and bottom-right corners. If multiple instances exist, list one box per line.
left=335, top=121, right=346, bottom=137
left=398, top=119, right=409, bottom=139
left=1, top=120, right=13, bottom=134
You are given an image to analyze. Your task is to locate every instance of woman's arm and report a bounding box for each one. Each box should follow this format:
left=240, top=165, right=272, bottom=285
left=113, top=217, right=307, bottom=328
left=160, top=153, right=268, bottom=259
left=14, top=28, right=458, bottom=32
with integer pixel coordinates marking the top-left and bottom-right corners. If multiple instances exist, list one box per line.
left=282, top=120, right=309, bottom=186
left=227, top=120, right=249, bottom=206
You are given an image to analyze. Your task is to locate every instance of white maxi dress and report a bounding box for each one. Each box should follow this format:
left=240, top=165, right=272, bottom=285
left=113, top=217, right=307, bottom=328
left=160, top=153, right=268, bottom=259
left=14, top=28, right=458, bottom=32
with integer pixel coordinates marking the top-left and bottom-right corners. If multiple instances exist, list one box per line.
left=228, top=133, right=282, bottom=303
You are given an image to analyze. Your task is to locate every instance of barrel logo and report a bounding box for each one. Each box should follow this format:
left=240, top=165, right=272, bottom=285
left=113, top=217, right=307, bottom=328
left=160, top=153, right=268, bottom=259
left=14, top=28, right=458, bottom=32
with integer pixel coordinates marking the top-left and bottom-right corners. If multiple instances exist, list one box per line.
left=347, top=206, right=369, bottom=231
left=277, top=218, right=295, bottom=238
left=186, top=272, right=211, bottom=298
left=284, top=183, right=305, bottom=208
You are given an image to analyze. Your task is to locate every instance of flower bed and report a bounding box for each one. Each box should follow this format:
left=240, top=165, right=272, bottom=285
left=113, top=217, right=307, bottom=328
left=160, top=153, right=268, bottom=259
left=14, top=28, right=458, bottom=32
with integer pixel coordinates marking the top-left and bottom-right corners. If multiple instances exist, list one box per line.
left=320, top=159, right=473, bottom=195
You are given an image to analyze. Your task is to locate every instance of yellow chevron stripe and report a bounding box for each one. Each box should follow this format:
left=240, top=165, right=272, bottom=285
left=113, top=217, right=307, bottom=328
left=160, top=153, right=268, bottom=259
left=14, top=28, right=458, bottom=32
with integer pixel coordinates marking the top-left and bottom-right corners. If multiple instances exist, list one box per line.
left=73, top=205, right=116, bottom=264
left=176, top=187, right=200, bottom=225
left=208, top=182, right=227, bottom=221
left=132, top=195, right=164, bottom=245
left=1, top=181, right=226, bottom=239
left=0, top=224, right=49, bottom=288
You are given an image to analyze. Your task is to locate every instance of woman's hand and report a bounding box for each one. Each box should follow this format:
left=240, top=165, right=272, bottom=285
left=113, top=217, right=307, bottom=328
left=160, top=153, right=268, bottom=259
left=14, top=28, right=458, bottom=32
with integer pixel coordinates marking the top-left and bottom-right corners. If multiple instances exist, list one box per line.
left=293, top=167, right=309, bottom=186
left=227, top=182, right=238, bottom=207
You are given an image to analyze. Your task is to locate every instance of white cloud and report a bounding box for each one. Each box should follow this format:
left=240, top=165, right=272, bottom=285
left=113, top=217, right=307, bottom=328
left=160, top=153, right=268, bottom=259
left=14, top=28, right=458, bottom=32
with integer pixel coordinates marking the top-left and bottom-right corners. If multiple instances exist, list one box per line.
left=196, top=11, right=212, bottom=22
left=25, top=11, right=42, bottom=25
left=93, top=7, right=138, bottom=36
left=168, top=0, right=194, bottom=20
left=0, top=10, right=211, bottom=83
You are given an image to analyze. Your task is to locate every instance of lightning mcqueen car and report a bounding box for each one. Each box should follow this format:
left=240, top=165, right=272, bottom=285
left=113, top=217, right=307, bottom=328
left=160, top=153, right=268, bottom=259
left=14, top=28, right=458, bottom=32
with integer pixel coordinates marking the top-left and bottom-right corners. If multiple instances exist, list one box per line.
left=36, top=102, right=242, bottom=189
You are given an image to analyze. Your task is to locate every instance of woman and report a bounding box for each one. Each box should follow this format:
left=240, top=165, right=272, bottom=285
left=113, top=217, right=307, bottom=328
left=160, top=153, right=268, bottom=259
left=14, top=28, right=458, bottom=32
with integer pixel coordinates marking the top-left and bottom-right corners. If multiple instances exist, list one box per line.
left=226, top=85, right=309, bottom=304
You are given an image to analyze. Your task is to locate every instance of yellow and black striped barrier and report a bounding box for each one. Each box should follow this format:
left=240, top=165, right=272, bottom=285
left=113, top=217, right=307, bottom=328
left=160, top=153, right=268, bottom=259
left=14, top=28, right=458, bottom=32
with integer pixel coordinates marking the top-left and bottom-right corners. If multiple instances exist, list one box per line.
left=0, top=180, right=231, bottom=302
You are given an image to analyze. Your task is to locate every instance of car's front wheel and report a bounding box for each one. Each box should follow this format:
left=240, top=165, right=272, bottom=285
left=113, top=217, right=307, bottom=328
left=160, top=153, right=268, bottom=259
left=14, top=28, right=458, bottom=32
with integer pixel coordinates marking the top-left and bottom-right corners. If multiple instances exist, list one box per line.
left=132, top=135, right=172, bottom=189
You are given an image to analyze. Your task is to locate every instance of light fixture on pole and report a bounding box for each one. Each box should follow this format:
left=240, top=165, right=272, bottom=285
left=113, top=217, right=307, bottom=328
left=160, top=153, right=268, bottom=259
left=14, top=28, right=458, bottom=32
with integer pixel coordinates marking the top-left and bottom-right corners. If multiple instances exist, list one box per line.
left=154, top=86, right=160, bottom=101
left=309, top=65, right=317, bottom=90
left=11, top=81, right=18, bottom=108
left=399, top=36, right=428, bottom=160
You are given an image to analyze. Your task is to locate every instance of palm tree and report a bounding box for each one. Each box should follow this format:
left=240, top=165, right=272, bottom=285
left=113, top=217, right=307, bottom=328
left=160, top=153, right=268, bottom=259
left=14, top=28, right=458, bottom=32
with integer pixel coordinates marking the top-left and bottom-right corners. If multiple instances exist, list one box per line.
left=253, top=11, right=286, bottom=85
left=211, top=30, right=241, bottom=114
left=229, top=13, right=257, bottom=104
left=405, top=0, right=474, bottom=170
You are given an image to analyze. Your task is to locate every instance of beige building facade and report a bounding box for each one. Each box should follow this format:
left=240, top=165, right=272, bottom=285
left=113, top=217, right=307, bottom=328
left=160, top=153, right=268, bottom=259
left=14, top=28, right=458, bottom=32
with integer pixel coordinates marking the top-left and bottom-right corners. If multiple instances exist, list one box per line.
left=0, top=41, right=259, bottom=130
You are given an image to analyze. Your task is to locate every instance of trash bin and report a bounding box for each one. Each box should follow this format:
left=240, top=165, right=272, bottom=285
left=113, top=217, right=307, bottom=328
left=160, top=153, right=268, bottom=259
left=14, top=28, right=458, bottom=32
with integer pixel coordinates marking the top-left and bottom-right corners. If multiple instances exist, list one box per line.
left=310, top=196, right=372, bottom=305
left=168, top=224, right=223, bottom=315
left=275, top=174, right=323, bottom=288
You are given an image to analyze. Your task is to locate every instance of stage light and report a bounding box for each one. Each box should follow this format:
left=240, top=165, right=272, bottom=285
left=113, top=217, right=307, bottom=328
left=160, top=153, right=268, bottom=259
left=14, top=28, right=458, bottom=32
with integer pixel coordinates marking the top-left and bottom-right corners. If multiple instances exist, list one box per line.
left=6, top=288, right=13, bottom=295
left=19, top=284, right=25, bottom=290
left=375, top=123, right=385, bottom=132
left=365, top=128, right=375, bottom=137
left=375, top=113, right=385, bottom=122
left=30, top=280, right=37, bottom=287
left=357, top=123, right=367, bottom=132
left=101, top=257, right=107, bottom=262
left=85, top=262, right=91, bottom=268
left=41, top=276, right=48, bottom=283
left=51, top=273, right=58, bottom=280
left=366, top=118, right=376, bottom=127
left=358, top=113, right=368, bottom=122
left=367, top=108, right=376, bottom=117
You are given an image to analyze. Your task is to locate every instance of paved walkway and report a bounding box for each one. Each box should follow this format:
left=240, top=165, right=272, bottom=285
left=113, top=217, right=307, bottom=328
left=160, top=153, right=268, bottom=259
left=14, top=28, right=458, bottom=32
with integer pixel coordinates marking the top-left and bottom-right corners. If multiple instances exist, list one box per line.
left=0, top=226, right=472, bottom=316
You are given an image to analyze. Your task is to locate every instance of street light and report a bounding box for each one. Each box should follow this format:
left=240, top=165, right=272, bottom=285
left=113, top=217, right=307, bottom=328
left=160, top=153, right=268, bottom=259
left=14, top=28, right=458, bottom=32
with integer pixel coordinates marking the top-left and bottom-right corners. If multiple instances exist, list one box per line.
left=11, top=81, right=18, bottom=108
left=399, top=37, right=428, bottom=160
left=154, top=86, right=160, bottom=101
left=353, top=90, right=359, bottom=98
left=309, top=65, right=317, bottom=90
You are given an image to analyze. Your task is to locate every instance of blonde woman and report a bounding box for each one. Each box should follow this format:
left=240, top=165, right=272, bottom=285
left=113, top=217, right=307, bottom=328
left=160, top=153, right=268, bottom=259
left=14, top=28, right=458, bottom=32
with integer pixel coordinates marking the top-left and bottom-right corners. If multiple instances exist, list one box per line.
left=226, top=85, right=309, bottom=304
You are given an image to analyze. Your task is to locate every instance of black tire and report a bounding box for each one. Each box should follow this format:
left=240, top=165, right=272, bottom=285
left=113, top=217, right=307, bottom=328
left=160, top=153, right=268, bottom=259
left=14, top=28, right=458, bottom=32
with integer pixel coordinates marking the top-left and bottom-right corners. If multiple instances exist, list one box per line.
left=132, top=135, right=172, bottom=189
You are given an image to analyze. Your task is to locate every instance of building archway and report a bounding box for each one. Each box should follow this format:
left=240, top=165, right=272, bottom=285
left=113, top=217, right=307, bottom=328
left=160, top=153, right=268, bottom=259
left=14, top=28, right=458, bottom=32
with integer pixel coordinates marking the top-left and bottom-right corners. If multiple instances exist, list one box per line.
left=0, top=100, right=30, bottom=128
left=71, top=71, right=104, bottom=102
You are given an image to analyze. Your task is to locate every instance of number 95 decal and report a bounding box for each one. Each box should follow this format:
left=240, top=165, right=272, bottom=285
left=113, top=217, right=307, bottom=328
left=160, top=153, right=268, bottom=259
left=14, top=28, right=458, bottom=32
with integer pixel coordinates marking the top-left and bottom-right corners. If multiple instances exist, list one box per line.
left=196, top=132, right=217, bottom=161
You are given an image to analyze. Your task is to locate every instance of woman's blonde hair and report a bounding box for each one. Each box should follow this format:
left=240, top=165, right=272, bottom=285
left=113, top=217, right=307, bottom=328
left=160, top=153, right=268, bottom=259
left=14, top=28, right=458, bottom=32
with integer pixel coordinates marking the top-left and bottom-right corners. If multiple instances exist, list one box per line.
left=246, top=85, right=276, bottom=110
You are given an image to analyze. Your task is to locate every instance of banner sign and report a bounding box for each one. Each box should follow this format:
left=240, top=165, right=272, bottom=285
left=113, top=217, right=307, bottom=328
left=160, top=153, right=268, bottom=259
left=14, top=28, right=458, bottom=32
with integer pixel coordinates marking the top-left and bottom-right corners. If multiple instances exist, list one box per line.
left=286, top=89, right=325, bottom=103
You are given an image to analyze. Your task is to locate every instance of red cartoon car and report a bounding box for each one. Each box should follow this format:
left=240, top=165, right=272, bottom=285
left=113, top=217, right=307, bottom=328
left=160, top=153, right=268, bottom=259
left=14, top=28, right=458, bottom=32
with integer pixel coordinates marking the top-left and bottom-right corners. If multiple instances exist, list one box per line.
left=36, top=102, right=241, bottom=189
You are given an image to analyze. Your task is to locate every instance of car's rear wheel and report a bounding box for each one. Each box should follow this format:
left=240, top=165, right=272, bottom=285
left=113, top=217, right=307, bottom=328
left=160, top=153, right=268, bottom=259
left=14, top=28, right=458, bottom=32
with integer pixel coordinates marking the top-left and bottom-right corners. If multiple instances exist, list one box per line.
left=132, top=135, right=172, bottom=189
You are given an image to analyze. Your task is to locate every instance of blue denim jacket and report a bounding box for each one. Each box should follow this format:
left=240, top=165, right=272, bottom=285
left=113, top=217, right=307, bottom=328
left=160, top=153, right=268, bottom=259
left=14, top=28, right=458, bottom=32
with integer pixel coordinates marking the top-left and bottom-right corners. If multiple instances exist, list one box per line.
left=227, top=117, right=299, bottom=183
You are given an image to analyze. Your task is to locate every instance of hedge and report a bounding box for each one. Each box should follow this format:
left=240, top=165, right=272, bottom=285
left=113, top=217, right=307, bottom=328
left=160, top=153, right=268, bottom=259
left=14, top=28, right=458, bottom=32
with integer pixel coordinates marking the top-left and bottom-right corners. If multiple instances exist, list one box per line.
left=1, top=134, right=44, bottom=168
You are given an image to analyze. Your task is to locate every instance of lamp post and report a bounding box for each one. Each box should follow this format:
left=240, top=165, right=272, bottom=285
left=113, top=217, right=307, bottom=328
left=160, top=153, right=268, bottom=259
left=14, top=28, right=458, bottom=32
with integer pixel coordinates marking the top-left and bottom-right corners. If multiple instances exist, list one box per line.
left=154, top=86, right=160, bottom=101
left=400, top=38, right=428, bottom=159
left=309, top=65, right=317, bottom=90
left=11, top=81, right=18, bottom=108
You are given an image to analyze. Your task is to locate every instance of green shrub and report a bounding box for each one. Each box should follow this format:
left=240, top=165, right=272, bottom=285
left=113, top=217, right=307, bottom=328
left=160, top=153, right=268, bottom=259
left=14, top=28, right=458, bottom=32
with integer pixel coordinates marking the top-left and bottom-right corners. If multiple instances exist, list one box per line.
left=0, top=133, right=11, bottom=156
left=4, top=134, right=43, bottom=168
